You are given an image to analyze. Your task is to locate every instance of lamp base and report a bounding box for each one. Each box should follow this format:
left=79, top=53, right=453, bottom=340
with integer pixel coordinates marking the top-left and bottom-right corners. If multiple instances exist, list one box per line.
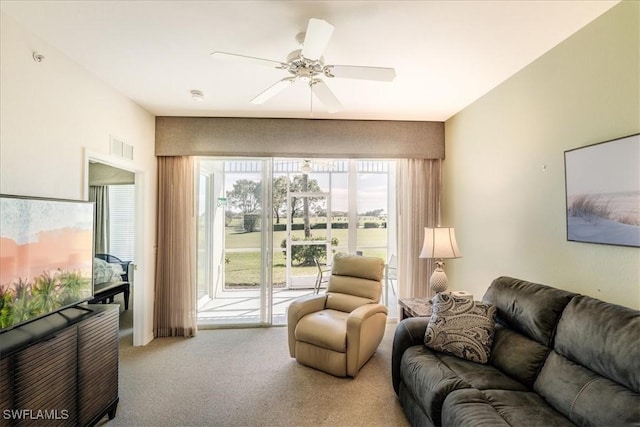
left=430, top=267, right=448, bottom=294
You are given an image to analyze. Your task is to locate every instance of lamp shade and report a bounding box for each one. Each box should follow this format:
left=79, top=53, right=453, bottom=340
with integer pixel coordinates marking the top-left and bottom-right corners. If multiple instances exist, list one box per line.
left=419, top=227, right=462, bottom=259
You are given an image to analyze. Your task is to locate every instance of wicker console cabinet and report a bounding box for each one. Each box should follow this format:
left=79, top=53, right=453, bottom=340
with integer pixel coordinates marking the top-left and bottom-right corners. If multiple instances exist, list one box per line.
left=0, top=304, right=119, bottom=427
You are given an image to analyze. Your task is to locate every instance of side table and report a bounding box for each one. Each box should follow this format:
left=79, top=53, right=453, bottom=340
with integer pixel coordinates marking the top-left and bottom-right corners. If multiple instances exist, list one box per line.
left=398, top=297, right=433, bottom=320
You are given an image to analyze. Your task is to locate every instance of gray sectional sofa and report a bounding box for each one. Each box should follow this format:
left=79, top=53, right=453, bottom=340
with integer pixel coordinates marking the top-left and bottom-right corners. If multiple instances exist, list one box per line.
left=392, top=276, right=640, bottom=426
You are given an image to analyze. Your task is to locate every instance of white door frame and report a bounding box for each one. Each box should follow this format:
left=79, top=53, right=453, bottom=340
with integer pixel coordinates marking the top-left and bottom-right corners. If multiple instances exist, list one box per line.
left=84, top=149, right=147, bottom=346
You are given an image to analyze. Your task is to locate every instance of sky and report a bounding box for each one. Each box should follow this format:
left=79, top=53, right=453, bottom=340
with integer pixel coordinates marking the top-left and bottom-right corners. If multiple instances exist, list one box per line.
left=200, top=159, right=391, bottom=216
left=565, top=134, right=640, bottom=196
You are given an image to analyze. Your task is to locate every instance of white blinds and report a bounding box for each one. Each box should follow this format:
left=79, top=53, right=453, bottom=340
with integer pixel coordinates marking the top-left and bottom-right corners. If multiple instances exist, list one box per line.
left=108, top=185, right=135, bottom=262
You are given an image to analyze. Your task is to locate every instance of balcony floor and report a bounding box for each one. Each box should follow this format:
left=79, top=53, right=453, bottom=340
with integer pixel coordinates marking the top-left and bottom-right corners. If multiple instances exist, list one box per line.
left=197, top=282, right=398, bottom=327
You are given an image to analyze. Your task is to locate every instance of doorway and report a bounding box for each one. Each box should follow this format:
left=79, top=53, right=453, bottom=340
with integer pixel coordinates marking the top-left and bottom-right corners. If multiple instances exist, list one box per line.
left=86, top=153, right=143, bottom=344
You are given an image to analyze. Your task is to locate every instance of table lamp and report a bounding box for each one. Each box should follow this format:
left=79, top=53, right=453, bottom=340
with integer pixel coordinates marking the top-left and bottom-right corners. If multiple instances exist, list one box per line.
left=419, top=227, right=461, bottom=293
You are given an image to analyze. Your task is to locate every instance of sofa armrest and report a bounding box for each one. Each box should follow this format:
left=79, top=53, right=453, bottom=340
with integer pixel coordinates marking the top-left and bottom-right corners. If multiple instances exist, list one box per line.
left=392, top=317, right=430, bottom=394
left=287, top=294, right=327, bottom=357
left=346, top=303, right=388, bottom=376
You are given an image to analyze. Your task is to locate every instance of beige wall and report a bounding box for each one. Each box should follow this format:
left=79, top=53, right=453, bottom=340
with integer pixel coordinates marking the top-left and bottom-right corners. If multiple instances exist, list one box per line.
left=0, top=12, right=158, bottom=343
left=443, top=1, right=639, bottom=309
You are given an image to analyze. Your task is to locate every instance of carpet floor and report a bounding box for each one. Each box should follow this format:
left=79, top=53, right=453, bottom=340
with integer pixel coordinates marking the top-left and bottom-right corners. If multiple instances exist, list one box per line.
left=100, top=299, right=410, bottom=427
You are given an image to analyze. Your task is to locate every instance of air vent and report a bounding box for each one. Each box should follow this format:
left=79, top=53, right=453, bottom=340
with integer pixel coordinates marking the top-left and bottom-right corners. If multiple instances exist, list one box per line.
left=110, top=135, right=133, bottom=160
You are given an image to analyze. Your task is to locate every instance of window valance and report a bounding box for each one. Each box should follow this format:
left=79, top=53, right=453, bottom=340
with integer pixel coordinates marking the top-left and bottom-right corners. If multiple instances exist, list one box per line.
left=155, top=117, right=444, bottom=159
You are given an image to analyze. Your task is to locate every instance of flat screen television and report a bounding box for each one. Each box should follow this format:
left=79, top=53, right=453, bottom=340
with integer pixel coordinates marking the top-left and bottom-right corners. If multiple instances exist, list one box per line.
left=0, top=194, right=94, bottom=332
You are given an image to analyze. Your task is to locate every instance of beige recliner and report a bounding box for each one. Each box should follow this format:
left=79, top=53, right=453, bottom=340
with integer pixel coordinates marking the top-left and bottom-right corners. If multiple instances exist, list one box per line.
left=287, top=253, right=388, bottom=377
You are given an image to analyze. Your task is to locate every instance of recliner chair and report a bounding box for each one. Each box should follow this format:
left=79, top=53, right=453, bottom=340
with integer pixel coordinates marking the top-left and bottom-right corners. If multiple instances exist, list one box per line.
left=287, top=253, right=388, bottom=377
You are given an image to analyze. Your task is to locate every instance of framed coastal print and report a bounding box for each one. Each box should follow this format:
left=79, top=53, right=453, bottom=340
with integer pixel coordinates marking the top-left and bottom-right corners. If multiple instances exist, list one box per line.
left=564, top=133, right=640, bottom=248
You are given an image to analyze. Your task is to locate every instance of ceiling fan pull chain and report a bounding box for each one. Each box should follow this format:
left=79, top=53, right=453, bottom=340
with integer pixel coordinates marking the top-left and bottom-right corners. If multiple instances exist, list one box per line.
left=310, top=82, right=314, bottom=117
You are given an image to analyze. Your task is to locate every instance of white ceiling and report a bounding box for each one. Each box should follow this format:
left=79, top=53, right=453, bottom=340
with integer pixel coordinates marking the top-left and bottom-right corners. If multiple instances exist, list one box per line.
left=1, top=1, right=619, bottom=121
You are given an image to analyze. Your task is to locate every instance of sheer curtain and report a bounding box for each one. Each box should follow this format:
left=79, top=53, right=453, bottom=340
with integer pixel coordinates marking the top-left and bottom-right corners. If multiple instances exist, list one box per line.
left=154, top=156, right=197, bottom=338
left=89, top=185, right=109, bottom=254
left=396, top=159, right=441, bottom=299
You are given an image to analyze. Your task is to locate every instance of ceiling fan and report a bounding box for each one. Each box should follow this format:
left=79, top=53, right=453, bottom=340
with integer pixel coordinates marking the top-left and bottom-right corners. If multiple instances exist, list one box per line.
left=300, top=159, right=333, bottom=173
left=211, top=18, right=396, bottom=113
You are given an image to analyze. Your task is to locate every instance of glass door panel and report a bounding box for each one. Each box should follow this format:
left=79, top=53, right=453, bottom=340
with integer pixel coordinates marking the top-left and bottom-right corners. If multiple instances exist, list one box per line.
left=196, top=170, right=213, bottom=308
left=356, top=167, right=389, bottom=258
left=330, top=172, right=349, bottom=255
left=197, top=159, right=270, bottom=326
left=286, top=194, right=331, bottom=289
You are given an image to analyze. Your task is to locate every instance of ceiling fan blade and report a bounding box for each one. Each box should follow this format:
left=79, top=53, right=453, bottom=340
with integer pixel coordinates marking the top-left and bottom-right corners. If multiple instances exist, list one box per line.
left=301, top=18, right=335, bottom=60
left=210, top=51, right=285, bottom=68
left=250, top=77, right=296, bottom=104
left=326, top=65, right=396, bottom=82
left=310, top=79, right=342, bottom=113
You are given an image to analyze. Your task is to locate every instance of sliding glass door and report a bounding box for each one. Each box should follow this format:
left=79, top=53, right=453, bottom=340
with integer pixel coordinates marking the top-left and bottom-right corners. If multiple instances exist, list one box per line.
left=197, top=159, right=271, bottom=326
left=196, top=158, right=396, bottom=327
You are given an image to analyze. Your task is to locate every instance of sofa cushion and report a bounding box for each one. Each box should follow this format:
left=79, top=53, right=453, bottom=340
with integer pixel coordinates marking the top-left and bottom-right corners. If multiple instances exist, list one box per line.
left=489, top=324, right=550, bottom=388
left=482, top=277, right=576, bottom=346
left=442, top=388, right=575, bottom=427
left=441, top=388, right=511, bottom=427
left=553, top=295, right=640, bottom=393
left=399, top=345, right=529, bottom=426
left=424, top=293, right=497, bottom=364
left=534, top=295, right=640, bottom=426
left=535, top=351, right=640, bottom=426
left=437, top=353, right=528, bottom=392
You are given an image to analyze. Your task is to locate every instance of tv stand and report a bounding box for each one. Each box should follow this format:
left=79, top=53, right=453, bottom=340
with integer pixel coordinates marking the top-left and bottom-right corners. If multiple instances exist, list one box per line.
left=0, top=304, right=119, bottom=426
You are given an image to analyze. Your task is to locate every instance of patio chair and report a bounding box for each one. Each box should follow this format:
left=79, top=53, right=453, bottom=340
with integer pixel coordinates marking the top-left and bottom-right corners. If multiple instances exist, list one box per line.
left=313, top=257, right=331, bottom=294
left=384, top=254, right=397, bottom=303
left=288, top=253, right=387, bottom=377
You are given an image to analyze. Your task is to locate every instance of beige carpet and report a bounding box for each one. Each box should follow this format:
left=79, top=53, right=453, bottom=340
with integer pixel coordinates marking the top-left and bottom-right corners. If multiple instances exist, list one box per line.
left=100, top=298, right=410, bottom=427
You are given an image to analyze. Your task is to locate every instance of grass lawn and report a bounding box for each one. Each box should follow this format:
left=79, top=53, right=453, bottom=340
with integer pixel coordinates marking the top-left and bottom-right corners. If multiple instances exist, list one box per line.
left=225, top=227, right=388, bottom=249
left=225, top=250, right=320, bottom=287
left=222, top=218, right=388, bottom=287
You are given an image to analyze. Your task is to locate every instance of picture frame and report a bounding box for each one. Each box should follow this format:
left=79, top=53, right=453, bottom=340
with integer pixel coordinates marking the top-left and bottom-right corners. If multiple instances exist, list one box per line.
left=564, top=133, right=640, bottom=248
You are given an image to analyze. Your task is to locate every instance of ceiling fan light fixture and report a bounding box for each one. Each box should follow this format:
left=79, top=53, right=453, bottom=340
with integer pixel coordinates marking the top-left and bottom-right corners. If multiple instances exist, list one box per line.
left=300, top=161, right=313, bottom=174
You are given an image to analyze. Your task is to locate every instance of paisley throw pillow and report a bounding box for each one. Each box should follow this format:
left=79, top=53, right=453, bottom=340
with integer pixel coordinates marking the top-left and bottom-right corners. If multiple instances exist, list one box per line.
left=424, top=293, right=497, bottom=364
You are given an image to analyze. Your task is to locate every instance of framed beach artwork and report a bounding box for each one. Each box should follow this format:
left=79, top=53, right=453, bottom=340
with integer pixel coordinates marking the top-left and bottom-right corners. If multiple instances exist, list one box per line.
left=564, top=133, right=640, bottom=248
